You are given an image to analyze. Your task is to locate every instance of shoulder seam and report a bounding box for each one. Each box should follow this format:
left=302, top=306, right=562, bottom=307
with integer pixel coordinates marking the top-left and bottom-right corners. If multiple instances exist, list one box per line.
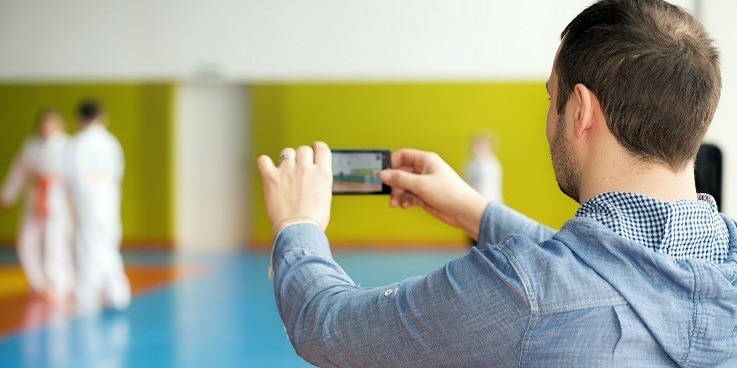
left=683, top=260, right=700, bottom=366
left=493, top=244, right=538, bottom=367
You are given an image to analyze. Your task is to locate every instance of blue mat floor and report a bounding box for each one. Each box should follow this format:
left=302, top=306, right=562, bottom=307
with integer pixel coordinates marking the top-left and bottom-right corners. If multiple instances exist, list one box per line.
left=0, top=250, right=464, bottom=367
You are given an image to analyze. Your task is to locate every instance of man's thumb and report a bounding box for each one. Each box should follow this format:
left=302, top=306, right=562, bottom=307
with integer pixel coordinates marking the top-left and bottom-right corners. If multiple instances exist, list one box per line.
left=380, top=169, right=420, bottom=190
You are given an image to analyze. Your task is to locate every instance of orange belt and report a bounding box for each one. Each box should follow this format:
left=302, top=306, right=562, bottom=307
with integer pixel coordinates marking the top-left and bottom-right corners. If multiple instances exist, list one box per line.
left=33, top=176, right=53, bottom=218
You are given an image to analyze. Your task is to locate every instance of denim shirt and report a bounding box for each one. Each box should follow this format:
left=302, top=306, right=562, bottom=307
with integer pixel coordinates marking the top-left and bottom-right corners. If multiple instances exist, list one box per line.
left=271, top=202, right=737, bottom=367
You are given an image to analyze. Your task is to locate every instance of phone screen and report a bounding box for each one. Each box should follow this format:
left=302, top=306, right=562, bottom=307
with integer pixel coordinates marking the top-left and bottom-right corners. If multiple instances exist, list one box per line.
left=332, top=150, right=391, bottom=195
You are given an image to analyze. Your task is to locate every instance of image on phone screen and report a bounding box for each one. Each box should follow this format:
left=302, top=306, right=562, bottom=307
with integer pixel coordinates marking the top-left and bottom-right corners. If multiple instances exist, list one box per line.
left=332, top=150, right=391, bottom=195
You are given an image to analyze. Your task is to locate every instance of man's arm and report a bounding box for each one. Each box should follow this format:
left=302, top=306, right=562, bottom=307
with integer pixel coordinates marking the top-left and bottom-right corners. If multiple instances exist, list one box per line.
left=272, top=223, right=530, bottom=367
left=379, top=149, right=555, bottom=243
left=1, top=143, right=30, bottom=209
left=112, top=137, right=125, bottom=184
left=379, top=149, right=488, bottom=240
left=257, top=143, right=535, bottom=365
left=478, top=201, right=556, bottom=246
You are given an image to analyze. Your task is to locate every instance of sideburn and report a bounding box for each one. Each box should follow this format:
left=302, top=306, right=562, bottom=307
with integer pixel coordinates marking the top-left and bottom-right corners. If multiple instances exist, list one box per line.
left=551, top=114, right=581, bottom=202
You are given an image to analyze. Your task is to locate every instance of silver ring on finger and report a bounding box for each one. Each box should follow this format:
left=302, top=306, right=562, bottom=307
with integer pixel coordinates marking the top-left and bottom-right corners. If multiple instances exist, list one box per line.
left=278, top=153, right=296, bottom=164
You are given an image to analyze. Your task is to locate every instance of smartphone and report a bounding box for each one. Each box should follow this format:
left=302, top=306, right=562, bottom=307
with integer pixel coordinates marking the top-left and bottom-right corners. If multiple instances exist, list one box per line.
left=331, top=149, right=391, bottom=195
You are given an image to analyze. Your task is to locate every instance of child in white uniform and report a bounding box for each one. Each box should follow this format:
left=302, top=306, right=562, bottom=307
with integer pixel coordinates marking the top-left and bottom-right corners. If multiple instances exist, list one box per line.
left=66, top=99, right=130, bottom=312
left=465, top=133, right=503, bottom=204
left=1, top=110, right=73, bottom=300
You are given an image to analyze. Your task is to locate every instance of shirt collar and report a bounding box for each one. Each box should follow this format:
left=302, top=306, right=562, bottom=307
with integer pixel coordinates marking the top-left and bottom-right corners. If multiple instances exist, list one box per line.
left=576, top=192, right=729, bottom=263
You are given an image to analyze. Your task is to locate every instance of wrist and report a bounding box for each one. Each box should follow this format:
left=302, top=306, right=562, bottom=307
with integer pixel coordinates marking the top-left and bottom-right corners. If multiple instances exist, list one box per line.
left=460, top=193, right=489, bottom=240
left=273, top=216, right=322, bottom=235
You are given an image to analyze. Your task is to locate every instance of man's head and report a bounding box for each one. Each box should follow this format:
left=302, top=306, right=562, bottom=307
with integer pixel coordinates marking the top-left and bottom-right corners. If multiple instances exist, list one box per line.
left=35, top=108, right=63, bottom=140
left=470, top=132, right=497, bottom=158
left=547, top=0, right=721, bottom=201
left=76, top=98, right=105, bottom=128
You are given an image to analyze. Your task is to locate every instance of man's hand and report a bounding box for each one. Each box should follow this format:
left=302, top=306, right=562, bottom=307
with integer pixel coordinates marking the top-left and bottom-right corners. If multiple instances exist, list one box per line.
left=379, top=149, right=488, bottom=240
left=257, top=142, right=333, bottom=235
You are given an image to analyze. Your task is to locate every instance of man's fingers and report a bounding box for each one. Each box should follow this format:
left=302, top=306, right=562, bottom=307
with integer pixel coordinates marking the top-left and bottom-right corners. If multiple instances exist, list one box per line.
left=313, top=141, right=332, bottom=171
left=380, top=169, right=421, bottom=192
left=257, top=155, right=276, bottom=177
left=381, top=170, right=409, bottom=208
left=279, top=147, right=297, bottom=166
left=400, top=192, right=419, bottom=208
left=296, top=145, right=313, bottom=166
left=389, top=187, right=406, bottom=208
left=390, top=148, right=425, bottom=169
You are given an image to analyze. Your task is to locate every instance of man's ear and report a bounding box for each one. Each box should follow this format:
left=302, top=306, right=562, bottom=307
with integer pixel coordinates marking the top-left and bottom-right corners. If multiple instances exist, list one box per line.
left=572, top=83, right=595, bottom=138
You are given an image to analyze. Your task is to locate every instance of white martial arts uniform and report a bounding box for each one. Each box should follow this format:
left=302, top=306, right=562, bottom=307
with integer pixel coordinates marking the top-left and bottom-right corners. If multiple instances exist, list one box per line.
left=465, top=154, right=503, bottom=203
left=66, top=123, right=130, bottom=311
left=1, top=132, right=74, bottom=296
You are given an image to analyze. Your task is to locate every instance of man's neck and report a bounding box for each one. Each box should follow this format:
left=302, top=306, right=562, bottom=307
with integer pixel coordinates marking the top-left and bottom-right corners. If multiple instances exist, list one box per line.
left=578, top=151, right=697, bottom=204
left=81, top=121, right=103, bottom=130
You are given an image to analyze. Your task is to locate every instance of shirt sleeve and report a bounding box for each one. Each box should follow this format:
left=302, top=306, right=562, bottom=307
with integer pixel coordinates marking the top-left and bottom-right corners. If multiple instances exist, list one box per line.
left=64, top=140, right=80, bottom=201
left=113, top=138, right=124, bottom=185
left=477, top=201, right=555, bottom=246
left=272, top=223, right=531, bottom=367
left=1, top=143, right=30, bottom=205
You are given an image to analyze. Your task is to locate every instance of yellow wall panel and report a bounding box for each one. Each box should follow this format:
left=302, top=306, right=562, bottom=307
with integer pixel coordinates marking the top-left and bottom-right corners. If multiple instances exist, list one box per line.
left=249, top=83, right=578, bottom=249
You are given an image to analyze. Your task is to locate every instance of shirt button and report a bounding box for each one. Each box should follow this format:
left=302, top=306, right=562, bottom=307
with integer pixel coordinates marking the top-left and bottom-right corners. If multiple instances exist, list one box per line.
left=384, top=289, right=394, bottom=297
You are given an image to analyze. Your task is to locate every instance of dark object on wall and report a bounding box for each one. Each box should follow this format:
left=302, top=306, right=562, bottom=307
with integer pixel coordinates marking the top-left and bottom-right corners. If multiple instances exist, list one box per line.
left=695, top=143, right=722, bottom=209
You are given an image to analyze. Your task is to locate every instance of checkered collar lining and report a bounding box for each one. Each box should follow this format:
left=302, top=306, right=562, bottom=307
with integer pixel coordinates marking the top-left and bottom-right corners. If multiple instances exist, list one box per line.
left=575, top=192, right=729, bottom=263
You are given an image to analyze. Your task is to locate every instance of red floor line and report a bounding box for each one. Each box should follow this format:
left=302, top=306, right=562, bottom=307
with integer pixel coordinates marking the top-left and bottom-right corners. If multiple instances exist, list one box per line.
left=0, top=264, right=208, bottom=339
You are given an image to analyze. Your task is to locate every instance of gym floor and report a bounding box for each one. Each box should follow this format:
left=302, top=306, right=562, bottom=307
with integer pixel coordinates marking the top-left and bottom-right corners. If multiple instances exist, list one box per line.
left=0, top=249, right=463, bottom=367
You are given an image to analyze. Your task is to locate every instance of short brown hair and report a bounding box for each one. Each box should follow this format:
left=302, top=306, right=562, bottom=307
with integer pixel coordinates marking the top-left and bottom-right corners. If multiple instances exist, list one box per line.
left=556, top=0, right=721, bottom=170
left=77, top=98, right=104, bottom=123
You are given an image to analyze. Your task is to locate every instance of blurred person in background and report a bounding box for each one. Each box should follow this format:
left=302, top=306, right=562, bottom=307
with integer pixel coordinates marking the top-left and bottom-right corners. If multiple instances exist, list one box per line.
left=0, top=109, right=74, bottom=301
left=464, top=132, right=503, bottom=246
left=66, top=98, right=130, bottom=312
left=465, top=132, right=503, bottom=204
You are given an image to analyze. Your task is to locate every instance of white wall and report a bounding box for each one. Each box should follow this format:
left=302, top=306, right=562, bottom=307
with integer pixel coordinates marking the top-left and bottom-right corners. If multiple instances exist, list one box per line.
left=175, top=83, right=249, bottom=251
left=701, top=0, right=737, bottom=215
left=0, top=0, right=693, bottom=81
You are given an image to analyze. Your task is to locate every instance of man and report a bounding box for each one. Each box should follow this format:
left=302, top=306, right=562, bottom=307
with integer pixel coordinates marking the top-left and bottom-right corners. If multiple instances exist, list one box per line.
left=258, top=0, right=736, bottom=366
left=1, top=109, right=73, bottom=301
left=66, top=99, right=130, bottom=312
